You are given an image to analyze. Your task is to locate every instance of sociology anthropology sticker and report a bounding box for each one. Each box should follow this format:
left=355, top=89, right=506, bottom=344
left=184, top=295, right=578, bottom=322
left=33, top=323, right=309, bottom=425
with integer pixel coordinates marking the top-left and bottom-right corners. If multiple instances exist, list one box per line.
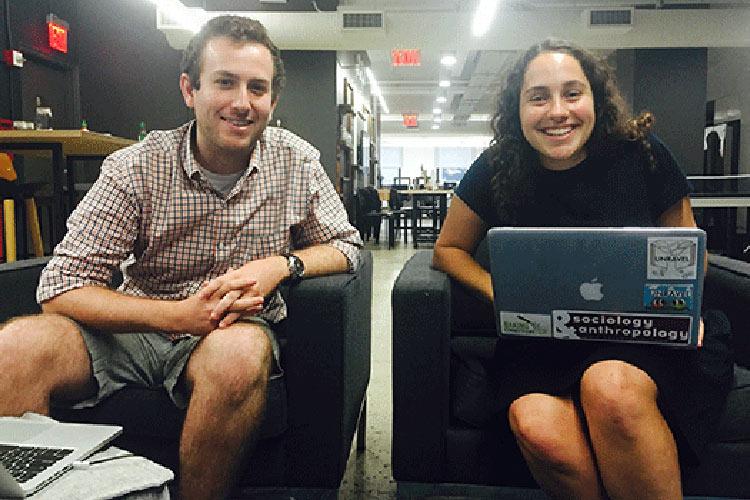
left=552, top=310, right=693, bottom=345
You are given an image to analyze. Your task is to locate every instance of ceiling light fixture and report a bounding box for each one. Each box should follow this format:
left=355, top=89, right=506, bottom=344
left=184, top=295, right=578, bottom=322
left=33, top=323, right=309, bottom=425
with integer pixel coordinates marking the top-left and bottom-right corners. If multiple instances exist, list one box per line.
left=433, top=116, right=442, bottom=123
left=365, top=67, right=390, bottom=114
left=472, top=0, right=499, bottom=37
left=431, top=124, right=440, bottom=130
left=147, top=0, right=206, bottom=33
left=439, top=80, right=451, bottom=88
left=432, top=107, right=442, bottom=114
left=436, top=96, right=447, bottom=104
left=440, top=54, right=457, bottom=66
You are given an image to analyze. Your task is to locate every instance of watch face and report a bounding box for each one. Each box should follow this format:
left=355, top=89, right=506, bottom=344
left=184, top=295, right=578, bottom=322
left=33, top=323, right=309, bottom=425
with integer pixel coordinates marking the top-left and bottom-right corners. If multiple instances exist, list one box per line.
left=288, top=254, right=304, bottom=280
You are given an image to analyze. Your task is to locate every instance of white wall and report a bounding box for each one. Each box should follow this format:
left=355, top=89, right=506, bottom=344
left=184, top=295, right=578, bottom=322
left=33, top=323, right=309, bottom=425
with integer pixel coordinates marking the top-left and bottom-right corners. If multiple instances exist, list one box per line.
left=400, top=147, right=433, bottom=178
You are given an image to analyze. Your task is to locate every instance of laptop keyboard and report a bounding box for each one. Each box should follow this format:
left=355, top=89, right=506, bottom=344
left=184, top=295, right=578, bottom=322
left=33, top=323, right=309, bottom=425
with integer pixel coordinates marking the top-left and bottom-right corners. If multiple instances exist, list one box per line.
left=0, top=444, right=74, bottom=483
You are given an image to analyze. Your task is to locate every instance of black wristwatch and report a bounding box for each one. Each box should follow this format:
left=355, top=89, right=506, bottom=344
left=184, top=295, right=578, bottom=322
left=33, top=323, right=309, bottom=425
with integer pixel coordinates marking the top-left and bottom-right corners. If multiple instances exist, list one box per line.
left=283, top=253, right=305, bottom=284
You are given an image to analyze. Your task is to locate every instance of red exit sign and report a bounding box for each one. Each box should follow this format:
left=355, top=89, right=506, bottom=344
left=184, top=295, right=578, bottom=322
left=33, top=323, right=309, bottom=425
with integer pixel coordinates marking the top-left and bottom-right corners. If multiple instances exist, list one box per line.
left=402, top=114, right=418, bottom=128
left=391, top=49, right=421, bottom=67
left=47, top=14, right=69, bottom=54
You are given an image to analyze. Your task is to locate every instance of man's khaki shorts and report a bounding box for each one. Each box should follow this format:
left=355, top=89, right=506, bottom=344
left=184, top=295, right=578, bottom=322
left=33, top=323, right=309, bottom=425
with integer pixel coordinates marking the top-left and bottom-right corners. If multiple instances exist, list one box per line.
left=63, top=317, right=282, bottom=410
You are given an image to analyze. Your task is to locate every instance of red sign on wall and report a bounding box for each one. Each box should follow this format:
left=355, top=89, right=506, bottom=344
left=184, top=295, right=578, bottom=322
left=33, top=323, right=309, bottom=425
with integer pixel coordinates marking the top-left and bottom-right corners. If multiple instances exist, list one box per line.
left=402, top=114, right=418, bottom=128
left=47, top=17, right=69, bottom=54
left=391, top=49, right=421, bottom=67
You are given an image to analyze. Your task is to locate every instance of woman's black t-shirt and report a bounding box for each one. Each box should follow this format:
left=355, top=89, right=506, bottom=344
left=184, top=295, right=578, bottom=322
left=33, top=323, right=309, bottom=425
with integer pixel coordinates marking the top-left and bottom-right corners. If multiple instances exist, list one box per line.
left=455, top=134, right=691, bottom=228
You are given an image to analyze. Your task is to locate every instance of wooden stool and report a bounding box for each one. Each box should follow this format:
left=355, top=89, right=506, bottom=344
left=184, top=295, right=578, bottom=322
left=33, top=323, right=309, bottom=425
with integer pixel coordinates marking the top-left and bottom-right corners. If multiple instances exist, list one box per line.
left=0, top=153, right=45, bottom=261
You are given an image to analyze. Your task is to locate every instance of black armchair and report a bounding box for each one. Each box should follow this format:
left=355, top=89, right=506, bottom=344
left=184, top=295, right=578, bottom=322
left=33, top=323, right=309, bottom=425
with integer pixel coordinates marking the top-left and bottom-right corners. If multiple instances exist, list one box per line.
left=0, top=251, right=372, bottom=491
left=356, top=187, right=383, bottom=243
left=392, top=249, right=750, bottom=498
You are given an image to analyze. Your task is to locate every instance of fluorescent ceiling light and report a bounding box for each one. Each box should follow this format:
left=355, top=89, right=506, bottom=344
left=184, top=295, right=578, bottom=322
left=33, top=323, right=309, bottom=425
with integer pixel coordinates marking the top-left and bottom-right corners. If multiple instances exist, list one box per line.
left=439, top=80, right=451, bottom=88
left=365, top=68, right=379, bottom=92
left=436, top=96, right=447, bottom=104
left=365, top=67, right=390, bottom=114
left=377, top=95, right=390, bottom=114
left=433, top=116, right=442, bottom=123
left=440, top=54, right=457, bottom=66
left=468, top=114, right=492, bottom=121
left=431, top=124, right=440, bottom=130
left=147, top=0, right=206, bottom=32
left=472, top=0, right=499, bottom=37
left=432, top=107, right=442, bottom=114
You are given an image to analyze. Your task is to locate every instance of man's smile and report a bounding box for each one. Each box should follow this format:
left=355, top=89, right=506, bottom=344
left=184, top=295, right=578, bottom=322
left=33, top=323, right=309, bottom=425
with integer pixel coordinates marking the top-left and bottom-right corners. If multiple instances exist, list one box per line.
left=221, top=116, right=254, bottom=128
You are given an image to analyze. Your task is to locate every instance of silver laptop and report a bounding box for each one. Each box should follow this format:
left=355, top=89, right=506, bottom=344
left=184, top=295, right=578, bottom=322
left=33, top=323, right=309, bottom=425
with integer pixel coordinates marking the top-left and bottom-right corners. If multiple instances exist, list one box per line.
left=0, top=418, right=122, bottom=498
left=488, top=227, right=706, bottom=348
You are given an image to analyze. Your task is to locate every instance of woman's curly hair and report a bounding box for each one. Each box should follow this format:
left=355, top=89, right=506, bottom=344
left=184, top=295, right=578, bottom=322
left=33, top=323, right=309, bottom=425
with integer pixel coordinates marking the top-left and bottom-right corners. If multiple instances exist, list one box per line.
left=488, top=39, right=654, bottom=223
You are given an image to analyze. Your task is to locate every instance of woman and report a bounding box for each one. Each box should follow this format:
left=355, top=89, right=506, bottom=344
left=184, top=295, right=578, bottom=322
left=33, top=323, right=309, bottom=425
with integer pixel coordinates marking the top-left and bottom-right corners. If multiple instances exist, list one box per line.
left=433, top=40, right=732, bottom=500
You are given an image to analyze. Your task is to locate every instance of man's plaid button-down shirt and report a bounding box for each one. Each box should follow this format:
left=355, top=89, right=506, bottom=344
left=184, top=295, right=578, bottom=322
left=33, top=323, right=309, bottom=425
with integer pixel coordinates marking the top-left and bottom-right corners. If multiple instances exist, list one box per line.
left=37, top=121, right=362, bottom=324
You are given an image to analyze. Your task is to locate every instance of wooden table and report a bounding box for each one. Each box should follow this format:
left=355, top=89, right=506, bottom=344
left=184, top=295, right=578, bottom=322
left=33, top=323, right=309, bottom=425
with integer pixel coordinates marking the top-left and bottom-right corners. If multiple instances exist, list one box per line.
left=398, top=189, right=453, bottom=248
left=0, top=130, right=135, bottom=246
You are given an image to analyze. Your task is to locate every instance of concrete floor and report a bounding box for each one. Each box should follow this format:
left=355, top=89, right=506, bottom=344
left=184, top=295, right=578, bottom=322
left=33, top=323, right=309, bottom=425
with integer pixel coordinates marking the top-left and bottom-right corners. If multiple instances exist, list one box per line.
left=338, top=238, right=417, bottom=500
left=336, top=239, right=548, bottom=500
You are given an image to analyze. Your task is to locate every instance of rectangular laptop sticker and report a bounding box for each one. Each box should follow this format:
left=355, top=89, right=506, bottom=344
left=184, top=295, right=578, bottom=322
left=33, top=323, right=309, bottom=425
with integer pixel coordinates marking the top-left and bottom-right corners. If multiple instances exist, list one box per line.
left=499, top=312, right=551, bottom=337
left=647, top=237, right=699, bottom=280
left=553, top=310, right=693, bottom=345
left=643, top=284, right=694, bottom=311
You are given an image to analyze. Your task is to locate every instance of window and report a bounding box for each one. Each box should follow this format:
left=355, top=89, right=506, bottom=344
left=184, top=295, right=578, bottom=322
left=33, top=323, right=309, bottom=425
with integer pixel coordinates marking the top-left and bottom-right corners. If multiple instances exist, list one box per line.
left=380, top=146, right=402, bottom=185
left=436, top=147, right=476, bottom=183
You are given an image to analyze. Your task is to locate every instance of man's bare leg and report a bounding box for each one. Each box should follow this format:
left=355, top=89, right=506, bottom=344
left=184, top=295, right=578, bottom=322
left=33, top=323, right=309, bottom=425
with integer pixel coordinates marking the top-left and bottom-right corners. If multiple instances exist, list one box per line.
left=178, top=323, right=272, bottom=500
left=508, top=393, right=606, bottom=500
left=0, top=314, right=95, bottom=415
left=581, top=360, right=681, bottom=500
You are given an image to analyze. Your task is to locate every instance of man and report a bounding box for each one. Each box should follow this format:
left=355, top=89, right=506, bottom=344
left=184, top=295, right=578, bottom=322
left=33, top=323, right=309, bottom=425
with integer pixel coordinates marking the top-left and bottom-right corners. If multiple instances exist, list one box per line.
left=0, top=15, right=361, bottom=500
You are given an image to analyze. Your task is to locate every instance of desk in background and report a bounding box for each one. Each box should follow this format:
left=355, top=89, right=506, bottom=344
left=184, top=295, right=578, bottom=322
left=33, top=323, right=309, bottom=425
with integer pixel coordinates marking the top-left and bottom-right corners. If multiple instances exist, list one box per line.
left=0, top=130, right=135, bottom=248
left=398, top=189, right=452, bottom=248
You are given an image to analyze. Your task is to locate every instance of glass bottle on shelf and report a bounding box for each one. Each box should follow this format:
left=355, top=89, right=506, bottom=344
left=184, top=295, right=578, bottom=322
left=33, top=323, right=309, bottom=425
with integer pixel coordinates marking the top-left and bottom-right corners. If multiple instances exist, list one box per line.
left=137, top=121, right=147, bottom=141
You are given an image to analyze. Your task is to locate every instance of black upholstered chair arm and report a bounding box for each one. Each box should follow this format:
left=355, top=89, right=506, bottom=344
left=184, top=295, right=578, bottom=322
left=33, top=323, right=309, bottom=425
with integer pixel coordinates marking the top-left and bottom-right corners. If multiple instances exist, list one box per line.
left=0, top=257, right=51, bottom=322
left=391, top=250, right=452, bottom=481
left=706, top=255, right=750, bottom=368
left=279, top=250, right=372, bottom=487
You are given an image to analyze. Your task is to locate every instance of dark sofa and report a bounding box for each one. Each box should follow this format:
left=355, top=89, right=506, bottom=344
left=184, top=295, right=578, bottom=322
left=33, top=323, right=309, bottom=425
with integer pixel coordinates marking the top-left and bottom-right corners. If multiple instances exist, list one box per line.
left=392, top=249, right=750, bottom=498
left=0, top=251, right=372, bottom=492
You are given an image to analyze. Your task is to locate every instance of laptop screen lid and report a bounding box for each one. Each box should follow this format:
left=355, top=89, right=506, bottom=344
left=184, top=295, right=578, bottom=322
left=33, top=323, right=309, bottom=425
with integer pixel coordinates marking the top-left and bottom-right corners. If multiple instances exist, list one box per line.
left=487, top=227, right=706, bottom=348
left=0, top=419, right=122, bottom=497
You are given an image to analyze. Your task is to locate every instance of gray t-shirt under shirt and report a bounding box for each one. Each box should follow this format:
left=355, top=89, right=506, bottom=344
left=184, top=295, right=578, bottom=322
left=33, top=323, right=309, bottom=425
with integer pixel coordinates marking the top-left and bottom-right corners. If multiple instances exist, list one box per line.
left=199, top=165, right=245, bottom=197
